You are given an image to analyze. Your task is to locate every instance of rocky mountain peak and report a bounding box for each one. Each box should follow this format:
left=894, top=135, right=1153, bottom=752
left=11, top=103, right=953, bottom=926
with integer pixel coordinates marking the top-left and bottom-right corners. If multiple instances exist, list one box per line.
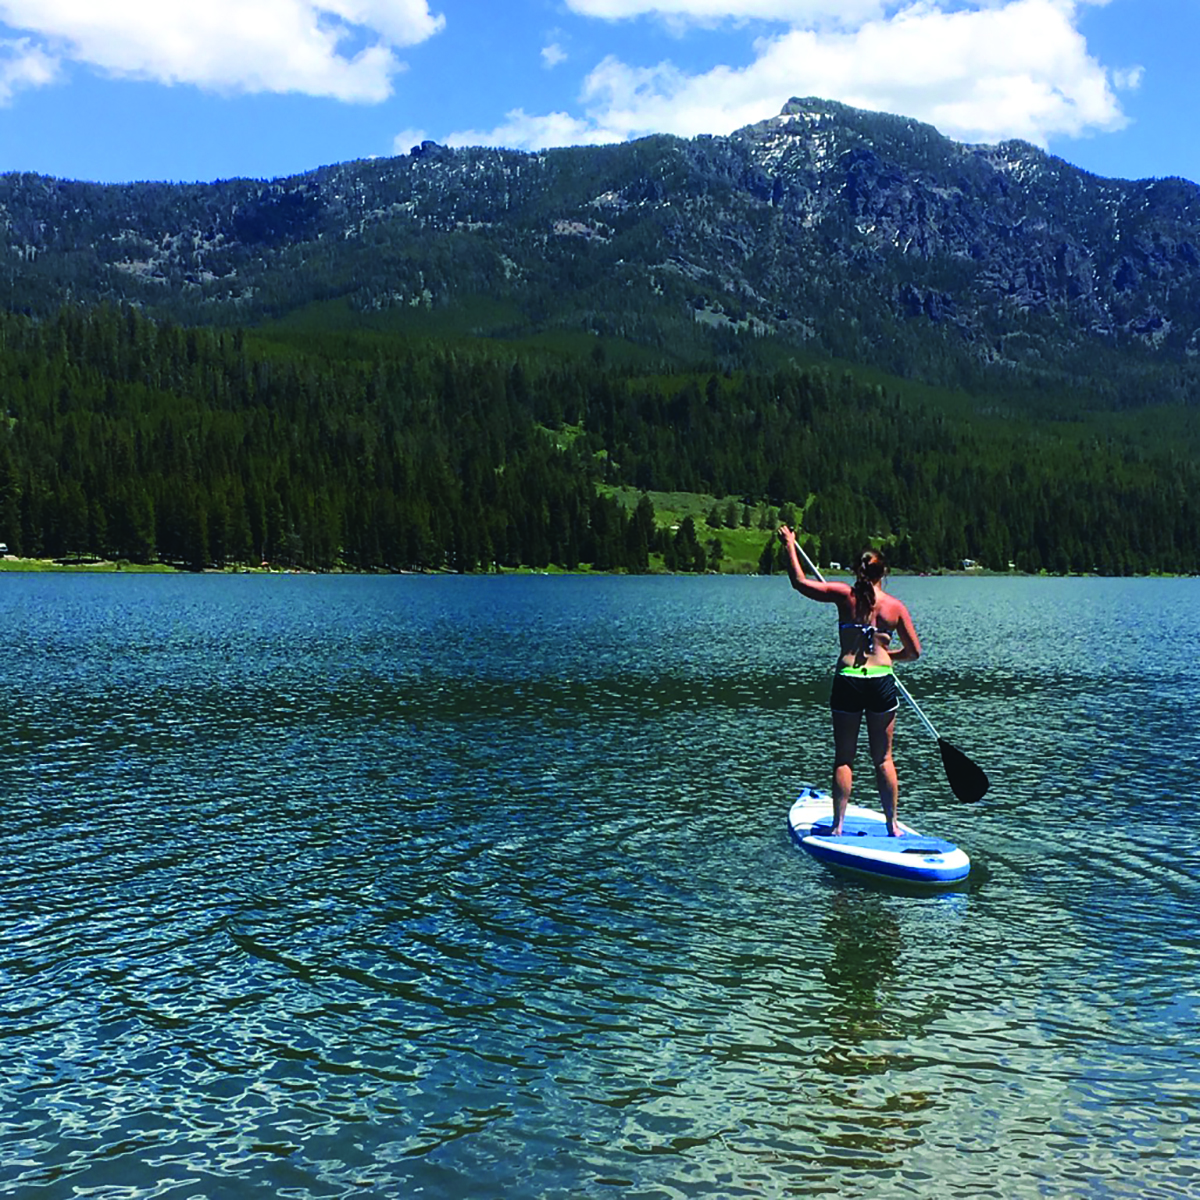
left=4, top=98, right=1200, bottom=403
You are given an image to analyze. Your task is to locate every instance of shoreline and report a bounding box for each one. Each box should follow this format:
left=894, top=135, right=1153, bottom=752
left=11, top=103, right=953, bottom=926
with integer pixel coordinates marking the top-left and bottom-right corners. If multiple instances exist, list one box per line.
left=0, top=556, right=1190, bottom=579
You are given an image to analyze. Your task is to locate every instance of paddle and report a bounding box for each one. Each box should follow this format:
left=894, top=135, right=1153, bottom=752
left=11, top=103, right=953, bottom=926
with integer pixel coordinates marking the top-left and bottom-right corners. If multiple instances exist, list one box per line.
left=790, top=538, right=989, bottom=803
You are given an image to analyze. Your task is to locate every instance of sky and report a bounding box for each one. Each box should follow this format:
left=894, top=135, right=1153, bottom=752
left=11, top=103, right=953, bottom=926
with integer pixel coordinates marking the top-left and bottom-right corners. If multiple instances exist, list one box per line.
left=0, top=0, right=1197, bottom=188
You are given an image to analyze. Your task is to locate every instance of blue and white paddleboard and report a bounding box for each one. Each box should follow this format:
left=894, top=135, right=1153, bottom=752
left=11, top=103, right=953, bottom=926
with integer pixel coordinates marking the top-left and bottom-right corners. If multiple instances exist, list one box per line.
left=788, top=785, right=970, bottom=887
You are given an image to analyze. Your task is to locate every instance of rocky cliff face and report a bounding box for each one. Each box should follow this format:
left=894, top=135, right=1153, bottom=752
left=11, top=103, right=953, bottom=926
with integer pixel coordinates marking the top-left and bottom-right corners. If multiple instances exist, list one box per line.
left=5, top=97, right=1200, bottom=392
left=733, top=101, right=1200, bottom=351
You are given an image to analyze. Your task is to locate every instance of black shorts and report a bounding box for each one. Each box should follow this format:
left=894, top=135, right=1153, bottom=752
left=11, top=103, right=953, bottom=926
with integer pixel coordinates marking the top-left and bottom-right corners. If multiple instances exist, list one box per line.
left=830, top=667, right=898, bottom=715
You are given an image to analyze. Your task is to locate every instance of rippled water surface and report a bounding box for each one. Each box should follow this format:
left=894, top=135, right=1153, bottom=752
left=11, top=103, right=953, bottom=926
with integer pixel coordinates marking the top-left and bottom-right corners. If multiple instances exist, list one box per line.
left=2, top=573, right=1198, bottom=1198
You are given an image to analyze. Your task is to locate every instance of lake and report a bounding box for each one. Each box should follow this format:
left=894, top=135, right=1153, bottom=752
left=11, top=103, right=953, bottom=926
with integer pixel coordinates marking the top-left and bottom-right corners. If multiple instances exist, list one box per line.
left=1, top=572, right=1197, bottom=1198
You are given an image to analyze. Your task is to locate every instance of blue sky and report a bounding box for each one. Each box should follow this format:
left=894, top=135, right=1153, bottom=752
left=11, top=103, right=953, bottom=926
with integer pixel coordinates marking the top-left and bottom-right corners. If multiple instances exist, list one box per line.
left=0, top=0, right=1195, bottom=187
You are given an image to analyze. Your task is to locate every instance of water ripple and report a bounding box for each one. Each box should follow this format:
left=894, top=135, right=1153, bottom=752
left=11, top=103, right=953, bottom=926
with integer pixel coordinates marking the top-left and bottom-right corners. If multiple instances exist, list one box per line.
left=2, top=574, right=1199, bottom=1197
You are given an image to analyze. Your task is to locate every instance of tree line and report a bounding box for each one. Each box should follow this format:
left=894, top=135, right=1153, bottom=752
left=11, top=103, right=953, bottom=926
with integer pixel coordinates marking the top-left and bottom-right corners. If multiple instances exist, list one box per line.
left=0, top=303, right=1197, bottom=575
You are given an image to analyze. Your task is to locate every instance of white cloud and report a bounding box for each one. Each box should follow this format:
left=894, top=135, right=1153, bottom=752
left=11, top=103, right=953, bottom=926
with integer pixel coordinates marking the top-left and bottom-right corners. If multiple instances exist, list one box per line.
left=542, top=41, right=568, bottom=68
left=0, top=0, right=444, bottom=102
left=392, top=127, right=429, bottom=155
left=452, top=0, right=1132, bottom=151
left=447, top=109, right=628, bottom=151
left=565, top=0, right=885, bottom=22
left=1111, top=65, right=1143, bottom=91
left=0, top=36, right=59, bottom=103
left=769, top=0, right=1131, bottom=144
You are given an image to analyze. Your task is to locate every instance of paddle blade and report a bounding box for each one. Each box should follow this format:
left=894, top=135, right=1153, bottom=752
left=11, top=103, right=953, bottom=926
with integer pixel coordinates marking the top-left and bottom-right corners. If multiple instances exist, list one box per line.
left=938, top=738, right=989, bottom=803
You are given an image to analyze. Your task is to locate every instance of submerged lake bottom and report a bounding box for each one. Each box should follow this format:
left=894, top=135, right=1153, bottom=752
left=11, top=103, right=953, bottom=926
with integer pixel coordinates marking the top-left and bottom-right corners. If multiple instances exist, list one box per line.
left=1, top=573, right=1198, bottom=1198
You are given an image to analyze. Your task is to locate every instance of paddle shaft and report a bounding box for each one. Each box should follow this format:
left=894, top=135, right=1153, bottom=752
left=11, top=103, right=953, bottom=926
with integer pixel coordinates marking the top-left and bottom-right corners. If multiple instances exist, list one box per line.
left=791, top=540, right=942, bottom=739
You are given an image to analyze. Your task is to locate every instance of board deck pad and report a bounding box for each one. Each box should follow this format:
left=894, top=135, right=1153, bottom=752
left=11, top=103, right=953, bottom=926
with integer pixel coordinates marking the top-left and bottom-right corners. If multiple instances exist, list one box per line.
left=809, top=814, right=888, bottom=837
left=810, top=833, right=958, bottom=854
left=788, top=787, right=970, bottom=886
left=808, top=819, right=957, bottom=855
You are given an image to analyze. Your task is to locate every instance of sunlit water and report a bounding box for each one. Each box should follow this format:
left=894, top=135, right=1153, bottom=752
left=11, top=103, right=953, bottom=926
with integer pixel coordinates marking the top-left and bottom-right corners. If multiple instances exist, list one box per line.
left=1, top=573, right=1198, bottom=1199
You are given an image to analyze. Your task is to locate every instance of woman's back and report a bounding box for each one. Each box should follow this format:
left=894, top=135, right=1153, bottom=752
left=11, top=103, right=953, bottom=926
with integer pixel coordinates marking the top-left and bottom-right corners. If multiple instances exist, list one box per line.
left=835, top=577, right=907, bottom=668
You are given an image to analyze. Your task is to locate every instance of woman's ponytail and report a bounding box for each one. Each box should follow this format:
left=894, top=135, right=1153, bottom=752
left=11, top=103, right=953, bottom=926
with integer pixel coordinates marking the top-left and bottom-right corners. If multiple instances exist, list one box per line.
left=852, top=549, right=886, bottom=618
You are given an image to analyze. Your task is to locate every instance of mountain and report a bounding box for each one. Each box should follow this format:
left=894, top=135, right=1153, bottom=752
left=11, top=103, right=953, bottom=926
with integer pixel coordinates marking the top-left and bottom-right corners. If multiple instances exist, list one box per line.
left=5, top=97, right=1200, bottom=407
left=6, top=101, right=1200, bottom=577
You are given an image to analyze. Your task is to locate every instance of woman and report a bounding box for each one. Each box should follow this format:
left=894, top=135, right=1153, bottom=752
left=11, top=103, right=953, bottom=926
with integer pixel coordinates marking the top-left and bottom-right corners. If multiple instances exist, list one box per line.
left=778, top=527, right=921, bottom=837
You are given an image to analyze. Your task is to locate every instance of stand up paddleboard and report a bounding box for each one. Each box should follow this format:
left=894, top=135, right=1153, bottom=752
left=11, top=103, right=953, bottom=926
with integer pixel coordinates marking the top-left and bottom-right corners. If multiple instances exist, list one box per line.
left=788, top=785, right=970, bottom=887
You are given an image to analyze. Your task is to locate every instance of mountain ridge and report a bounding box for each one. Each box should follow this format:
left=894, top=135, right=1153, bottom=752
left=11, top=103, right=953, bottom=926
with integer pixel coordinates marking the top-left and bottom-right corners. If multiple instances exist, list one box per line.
left=5, top=97, right=1200, bottom=406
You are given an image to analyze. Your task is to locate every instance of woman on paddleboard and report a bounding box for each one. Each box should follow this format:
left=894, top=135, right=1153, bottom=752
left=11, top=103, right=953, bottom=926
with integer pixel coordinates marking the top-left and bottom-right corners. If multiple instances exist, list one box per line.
left=778, top=528, right=921, bottom=838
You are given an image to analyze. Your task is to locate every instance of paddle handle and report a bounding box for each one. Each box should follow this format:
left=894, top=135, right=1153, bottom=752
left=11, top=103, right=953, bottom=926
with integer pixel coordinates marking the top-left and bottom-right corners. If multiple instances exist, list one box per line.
left=788, top=535, right=942, bottom=739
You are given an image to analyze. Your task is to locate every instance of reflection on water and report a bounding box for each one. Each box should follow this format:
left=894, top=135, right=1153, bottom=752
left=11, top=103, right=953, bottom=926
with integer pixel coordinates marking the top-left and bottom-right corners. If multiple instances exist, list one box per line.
left=1, top=573, right=1198, bottom=1198
left=822, top=892, right=907, bottom=1040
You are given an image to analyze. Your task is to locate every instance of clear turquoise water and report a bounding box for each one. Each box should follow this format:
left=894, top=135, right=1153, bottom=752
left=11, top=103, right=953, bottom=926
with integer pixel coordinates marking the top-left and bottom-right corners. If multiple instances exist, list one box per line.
left=1, top=573, right=1197, bottom=1198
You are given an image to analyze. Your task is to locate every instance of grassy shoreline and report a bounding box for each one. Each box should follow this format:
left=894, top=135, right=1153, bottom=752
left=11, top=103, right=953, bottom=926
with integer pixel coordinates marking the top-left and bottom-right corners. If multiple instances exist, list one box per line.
left=0, top=557, right=260, bottom=574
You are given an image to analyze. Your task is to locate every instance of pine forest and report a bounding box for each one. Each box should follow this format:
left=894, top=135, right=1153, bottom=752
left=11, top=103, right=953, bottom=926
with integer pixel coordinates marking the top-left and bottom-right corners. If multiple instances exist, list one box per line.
left=1, top=303, right=1197, bottom=576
